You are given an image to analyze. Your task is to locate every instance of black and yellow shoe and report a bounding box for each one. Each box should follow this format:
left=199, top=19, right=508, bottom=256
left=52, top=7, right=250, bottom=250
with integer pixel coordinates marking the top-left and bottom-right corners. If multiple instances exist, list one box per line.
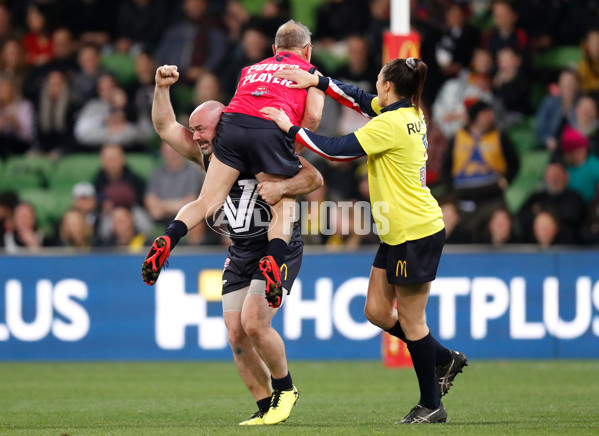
left=238, top=410, right=266, bottom=426
left=263, top=385, right=299, bottom=424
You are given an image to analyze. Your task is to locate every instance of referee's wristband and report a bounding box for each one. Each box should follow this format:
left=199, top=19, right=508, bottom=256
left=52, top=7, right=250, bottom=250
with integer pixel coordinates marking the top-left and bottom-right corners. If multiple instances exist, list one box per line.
left=315, top=75, right=329, bottom=92
left=287, top=125, right=301, bottom=139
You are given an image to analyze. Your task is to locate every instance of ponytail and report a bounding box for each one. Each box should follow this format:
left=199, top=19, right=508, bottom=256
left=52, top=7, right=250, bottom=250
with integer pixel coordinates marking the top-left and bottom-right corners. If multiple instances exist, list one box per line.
left=381, top=57, right=428, bottom=113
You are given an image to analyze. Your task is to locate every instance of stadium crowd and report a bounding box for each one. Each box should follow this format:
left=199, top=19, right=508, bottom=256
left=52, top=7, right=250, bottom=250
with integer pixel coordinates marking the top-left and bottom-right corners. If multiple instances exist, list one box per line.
left=1, top=0, right=599, bottom=253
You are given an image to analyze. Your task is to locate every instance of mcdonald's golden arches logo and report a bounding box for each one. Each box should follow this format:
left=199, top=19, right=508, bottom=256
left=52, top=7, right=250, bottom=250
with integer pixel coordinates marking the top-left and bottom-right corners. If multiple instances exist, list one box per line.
left=396, top=260, right=407, bottom=278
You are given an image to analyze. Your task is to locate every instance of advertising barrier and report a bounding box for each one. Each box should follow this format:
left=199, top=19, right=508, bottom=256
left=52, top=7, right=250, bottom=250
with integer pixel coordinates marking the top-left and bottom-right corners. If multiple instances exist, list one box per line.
left=1, top=249, right=598, bottom=361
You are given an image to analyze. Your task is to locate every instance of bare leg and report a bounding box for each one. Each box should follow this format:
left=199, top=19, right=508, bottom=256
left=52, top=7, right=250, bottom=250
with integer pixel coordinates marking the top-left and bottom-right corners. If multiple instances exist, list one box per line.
left=223, top=311, right=272, bottom=401
left=255, top=173, right=295, bottom=243
left=241, top=289, right=288, bottom=378
left=175, top=155, right=240, bottom=230
left=394, top=282, right=431, bottom=341
left=363, top=266, right=398, bottom=330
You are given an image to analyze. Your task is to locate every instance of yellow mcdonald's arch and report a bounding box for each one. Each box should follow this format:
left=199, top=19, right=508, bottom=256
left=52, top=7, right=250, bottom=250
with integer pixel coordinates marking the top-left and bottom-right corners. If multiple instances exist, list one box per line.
left=280, top=263, right=288, bottom=281
left=398, top=40, right=420, bottom=59
left=396, top=260, right=407, bottom=278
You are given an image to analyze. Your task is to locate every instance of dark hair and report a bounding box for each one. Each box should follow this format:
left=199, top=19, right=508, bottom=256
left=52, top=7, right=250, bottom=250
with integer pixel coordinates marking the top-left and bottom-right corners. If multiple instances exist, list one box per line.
left=381, top=58, right=428, bottom=113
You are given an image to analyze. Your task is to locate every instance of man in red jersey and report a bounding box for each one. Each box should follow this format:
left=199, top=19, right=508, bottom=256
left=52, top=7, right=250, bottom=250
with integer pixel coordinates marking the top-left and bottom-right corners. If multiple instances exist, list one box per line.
left=142, top=20, right=325, bottom=424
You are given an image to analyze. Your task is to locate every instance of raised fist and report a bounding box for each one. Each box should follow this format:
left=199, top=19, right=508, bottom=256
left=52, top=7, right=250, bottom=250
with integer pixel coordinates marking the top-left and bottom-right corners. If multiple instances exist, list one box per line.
left=155, top=65, right=180, bottom=88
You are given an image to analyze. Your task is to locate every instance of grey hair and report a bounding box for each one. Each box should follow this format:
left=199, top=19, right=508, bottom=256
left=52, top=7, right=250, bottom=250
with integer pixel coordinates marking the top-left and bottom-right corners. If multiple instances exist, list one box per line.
left=274, top=20, right=311, bottom=50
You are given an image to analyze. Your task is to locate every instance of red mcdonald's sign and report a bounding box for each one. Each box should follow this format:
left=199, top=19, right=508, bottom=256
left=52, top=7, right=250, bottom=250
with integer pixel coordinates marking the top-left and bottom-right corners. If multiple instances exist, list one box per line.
left=382, top=31, right=421, bottom=64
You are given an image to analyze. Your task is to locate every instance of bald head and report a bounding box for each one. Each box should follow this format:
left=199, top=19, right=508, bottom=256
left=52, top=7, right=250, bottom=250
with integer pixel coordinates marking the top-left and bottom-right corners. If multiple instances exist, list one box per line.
left=274, top=20, right=311, bottom=51
left=189, top=100, right=225, bottom=156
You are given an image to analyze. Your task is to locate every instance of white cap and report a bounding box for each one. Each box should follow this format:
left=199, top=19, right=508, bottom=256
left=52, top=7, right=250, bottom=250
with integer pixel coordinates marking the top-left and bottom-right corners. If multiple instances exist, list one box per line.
left=72, top=182, right=96, bottom=198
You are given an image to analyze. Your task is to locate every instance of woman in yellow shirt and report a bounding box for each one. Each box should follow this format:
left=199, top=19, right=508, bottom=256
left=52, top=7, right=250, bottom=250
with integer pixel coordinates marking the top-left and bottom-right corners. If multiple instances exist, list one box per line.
left=261, top=57, right=467, bottom=424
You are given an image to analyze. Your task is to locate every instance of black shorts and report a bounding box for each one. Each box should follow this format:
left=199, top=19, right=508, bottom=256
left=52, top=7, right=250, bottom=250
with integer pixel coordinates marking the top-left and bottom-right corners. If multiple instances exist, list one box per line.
left=373, top=229, right=445, bottom=285
left=222, top=239, right=303, bottom=295
left=213, top=113, right=302, bottom=177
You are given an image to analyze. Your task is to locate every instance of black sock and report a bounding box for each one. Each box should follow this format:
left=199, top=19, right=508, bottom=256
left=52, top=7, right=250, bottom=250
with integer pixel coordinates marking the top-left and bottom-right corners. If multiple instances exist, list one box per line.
left=385, top=321, right=407, bottom=342
left=257, top=396, right=271, bottom=413
left=386, top=322, right=450, bottom=367
left=432, top=335, right=451, bottom=367
left=163, top=219, right=188, bottom=248
left=266, top=238, right=288, bottom=266
left=406, top=332, right=440, bottom=409
left=271, top=372, right=293, bottom=391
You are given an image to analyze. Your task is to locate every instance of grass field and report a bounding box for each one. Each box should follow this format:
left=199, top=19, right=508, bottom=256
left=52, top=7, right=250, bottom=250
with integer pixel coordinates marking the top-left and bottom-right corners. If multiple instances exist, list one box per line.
left=0, top=360, right=597, bottom=435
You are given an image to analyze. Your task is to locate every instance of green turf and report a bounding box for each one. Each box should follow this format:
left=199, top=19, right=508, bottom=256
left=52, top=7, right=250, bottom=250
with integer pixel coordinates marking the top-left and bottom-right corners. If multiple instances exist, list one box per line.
left=0, top=360, right=597, bottom=435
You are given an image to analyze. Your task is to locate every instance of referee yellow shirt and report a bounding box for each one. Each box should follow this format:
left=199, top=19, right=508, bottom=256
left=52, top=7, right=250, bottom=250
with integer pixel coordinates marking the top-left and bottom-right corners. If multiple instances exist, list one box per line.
left=354, top=99, right=444, bottom=245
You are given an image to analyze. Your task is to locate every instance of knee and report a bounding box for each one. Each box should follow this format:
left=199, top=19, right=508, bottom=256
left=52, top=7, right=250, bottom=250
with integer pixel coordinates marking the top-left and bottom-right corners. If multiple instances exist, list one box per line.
left=364, top=303, right=390, bottom=330
left=241, top=316, right=266, bottom=340
left=227, top=324, right=248, bottom=349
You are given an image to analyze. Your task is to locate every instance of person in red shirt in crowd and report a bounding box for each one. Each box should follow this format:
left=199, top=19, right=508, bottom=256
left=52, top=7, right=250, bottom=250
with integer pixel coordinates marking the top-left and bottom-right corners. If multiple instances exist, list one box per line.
left=22, top=4, right=53, bottom=67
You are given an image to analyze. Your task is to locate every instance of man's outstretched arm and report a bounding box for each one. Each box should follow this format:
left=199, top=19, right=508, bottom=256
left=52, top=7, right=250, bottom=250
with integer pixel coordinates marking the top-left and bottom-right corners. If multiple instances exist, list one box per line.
left=152, top=65, right=204, bottom=167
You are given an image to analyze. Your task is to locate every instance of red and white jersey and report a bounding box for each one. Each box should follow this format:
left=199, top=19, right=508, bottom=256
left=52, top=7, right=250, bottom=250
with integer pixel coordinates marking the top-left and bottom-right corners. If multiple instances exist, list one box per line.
left=224, top=52, right=315, bottom=125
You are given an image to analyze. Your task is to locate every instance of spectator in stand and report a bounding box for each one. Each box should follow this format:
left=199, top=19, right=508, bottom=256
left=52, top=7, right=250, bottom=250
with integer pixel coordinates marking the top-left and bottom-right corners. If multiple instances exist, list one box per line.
left=221, top=25, right=270, bottom=99
left=0, top=75, right=34, bottom=157
left=439, top=196, right=471, bottom=244
left=22, top=4, right=53, bottom=67
left=70, top=43, right=107, bottom=106
left=74, top=73, right=154, bottom=148
left=71, top=182, right=99, bottom=235
left=535, top=68, right=579, bottom=152
left=365, top=0, right=390, bottom=68
left=518, top=160, right=586, bottom=244
left=573, top=95, right=599, bottom=155
left=0, top=4, right=16, bottom=47
left=128, top=51, right=156, bottom=119
left=561, top=125, right=599, bottom=204
left=578, top=28, right=599, bottom=94
left=482, top=0, right=529, bottom=63
left=144, top=141, right=204, bottom=226
left=0, top=38, right=28, bottom=89
left=35, top=70, right=78, bottom=156
left=223, top=0, right=250, bottom=44
left=93, top=144, right=153, bottom=245
left=23, top=27, right=80, bottom=102
left=46, top=28, right=78, bottom=75
left=442, top=99, right=520, bottom=241
left=94, top=144, right=145, bottom=206
left=335, top=35, right=378, bottom=135
left=57, top=209, right=93, bottom=250
left=532, top=209, right=563, bottom=248
left=116, top=0, right=169, bottom=53
left=4, top=202, right=45, bottom=252
left=493, top=46, right=529, bottom=127
left=434, top=3, right=480, bottom=80
left=479, top=207, right=518, bottom=245
left=0, top=191, right=18, bottom=250
left=155, top=0, right=227, bottom=83
left=433, top=47, right=494, bottom=139
left=422, top=103, right=448, bottom=189
left=192, top=71, right=224, bottom=110
left=104, top=206, right=146, bottom=250
left=259, top=0, right=291, bottom=39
